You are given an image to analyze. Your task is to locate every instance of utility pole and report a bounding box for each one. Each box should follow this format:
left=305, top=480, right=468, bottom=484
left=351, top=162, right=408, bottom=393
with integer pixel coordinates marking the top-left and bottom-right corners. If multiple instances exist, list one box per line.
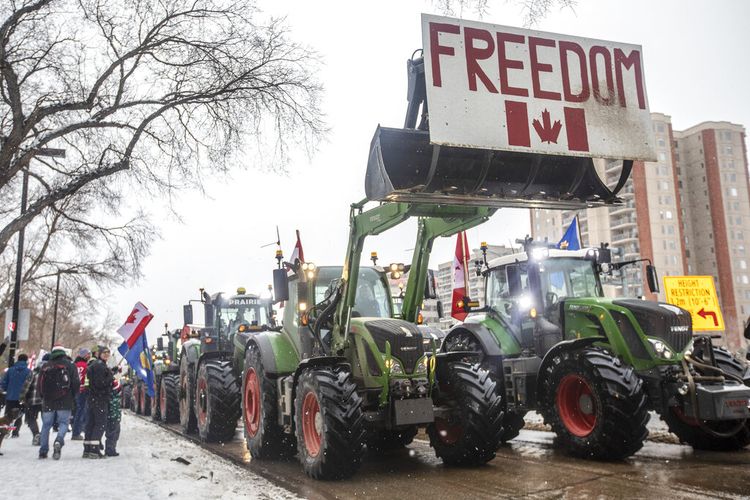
left=51, top=269, right=78, bottom=349
left=7, top=147, right=66, bottom=366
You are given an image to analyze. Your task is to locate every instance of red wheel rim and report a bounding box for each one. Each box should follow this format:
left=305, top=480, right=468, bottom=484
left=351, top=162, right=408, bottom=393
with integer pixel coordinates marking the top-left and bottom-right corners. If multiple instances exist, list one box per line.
left=160, top=383, right=167, bottom=417
left=556, top=374, right=597, bottom=437
left=197, top=376, right=207, bottom=425
left=302, top=392, right=322, bottom=457
left=672, top=406, right=700, bottom=426
left=244, top=369, right=261, bottom=437
left=435, top=418, right=463, bottom=445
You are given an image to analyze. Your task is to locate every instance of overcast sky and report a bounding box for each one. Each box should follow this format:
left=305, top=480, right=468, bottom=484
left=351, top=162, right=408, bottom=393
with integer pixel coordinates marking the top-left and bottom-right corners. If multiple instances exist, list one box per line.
left=107, top=0, right=750, bottom=341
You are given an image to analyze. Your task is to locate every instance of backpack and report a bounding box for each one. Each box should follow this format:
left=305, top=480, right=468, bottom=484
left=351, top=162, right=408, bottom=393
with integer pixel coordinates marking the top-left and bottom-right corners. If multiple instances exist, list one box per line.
left=40, top=361, right=71, bottom=401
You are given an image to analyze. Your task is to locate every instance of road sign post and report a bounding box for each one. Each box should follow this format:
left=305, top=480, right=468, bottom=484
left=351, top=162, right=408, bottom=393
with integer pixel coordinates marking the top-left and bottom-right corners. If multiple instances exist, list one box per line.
left=663, top=276, right=725, bottom=331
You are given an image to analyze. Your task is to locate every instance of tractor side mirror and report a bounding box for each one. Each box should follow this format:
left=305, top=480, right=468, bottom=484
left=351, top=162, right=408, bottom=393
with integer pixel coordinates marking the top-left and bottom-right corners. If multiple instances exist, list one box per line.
left=436, top=300, right=444, bottom=319
left=424, top=269, right=438, bottom=300
left=646, top=265, right=660, bottom=294
left=156, top=337, right=164, bottom=350
left=273, top=268, right=290, bottom=303
left=204, top=304, right=215, bottom=327
left=183, top=304, right=193, bottom=326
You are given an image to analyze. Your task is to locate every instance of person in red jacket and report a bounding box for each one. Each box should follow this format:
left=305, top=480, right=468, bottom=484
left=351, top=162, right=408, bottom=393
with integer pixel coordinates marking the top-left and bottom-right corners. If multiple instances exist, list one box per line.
left=70, top=348, right=90, bottom=440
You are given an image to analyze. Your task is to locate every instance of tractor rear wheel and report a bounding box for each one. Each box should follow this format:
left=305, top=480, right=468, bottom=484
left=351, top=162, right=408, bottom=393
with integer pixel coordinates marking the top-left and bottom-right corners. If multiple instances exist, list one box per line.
left=663, top=347, right=750, bottom=451
left=366, top=426, right=418, bottom=452
left=133, top=381, right=142, bottom=414
left=294, top=366, right=365, bottom=479
left=122, top=384, right=133, bottom=412
left=541, top=348, right=649, bottom=460
left=160, top=373, right=180, bottom=423
left=243, top=346, right=295, bottom=458
left=196, top=360, right=241, bottom=443
left=179, top=355, right=198, bottom=434
left=427, top=361, right=504, bottom=465
left=139, top=383, right=151, bottom=416
left=151, top=377, right=162, bottom=421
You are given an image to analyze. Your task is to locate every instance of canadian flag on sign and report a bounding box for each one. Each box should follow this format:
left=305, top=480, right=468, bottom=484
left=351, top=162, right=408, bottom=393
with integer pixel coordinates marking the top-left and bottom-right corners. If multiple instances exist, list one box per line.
left=117, top=302, right=154, bottom=350
left=505, top=101, right=589, bottom=152
left=451, top=231, right=471, bottom=322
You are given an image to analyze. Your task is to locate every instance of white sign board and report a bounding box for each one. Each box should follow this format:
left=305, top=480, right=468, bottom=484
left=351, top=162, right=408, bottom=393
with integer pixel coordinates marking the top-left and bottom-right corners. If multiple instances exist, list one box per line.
left=4, top=308, right=30, bottom=341
left=422, top=14, right=656, bottom=160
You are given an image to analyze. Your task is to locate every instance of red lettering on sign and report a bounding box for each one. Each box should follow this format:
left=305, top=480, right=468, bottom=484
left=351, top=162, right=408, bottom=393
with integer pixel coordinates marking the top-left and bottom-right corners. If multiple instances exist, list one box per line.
left=505, top=100, right=530, bottom=147
left=529, top=37, right=561, bottom=101
left=564, top=107, right=589, bottom=152
left=465, top=28, right=498, bottom=93
left=497, top=32, right=528, bottom=97
left=429, top=22, right=460, bottom=88
left=589, top=46, right=615, bottom=105
left=559, top=41, right=589, bottom=103
left=614, top=48, right=646, bottom=110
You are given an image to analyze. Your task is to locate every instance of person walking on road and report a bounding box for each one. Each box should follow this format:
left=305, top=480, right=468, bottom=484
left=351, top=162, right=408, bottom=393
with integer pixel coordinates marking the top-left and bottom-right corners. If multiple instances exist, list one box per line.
left=38, top=345, right=79, bottom=459
left=20, top=355, right=46, bottom=445
left=0, top=353, right=31, bottom=438
left=71, top=348, right=91, bottom=440
left=105, top=376, right=122, bottom=457
left=83, top=346, right=113, bottom=459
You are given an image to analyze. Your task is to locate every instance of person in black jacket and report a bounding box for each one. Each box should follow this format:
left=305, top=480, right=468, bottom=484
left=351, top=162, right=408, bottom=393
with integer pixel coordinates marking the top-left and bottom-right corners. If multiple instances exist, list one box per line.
left=38, top=346, right=80, bottom=459
left=82, top=346, right=113, bottom=459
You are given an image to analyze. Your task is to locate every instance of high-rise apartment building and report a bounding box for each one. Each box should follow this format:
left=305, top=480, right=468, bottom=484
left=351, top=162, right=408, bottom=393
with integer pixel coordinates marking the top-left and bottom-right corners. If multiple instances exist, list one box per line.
left=531, top=113, right=748, bottom=349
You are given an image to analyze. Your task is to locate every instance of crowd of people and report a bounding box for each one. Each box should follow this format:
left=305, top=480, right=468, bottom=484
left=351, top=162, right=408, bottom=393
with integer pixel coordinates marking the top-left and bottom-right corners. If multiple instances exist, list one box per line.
left=0, top=345, right=122, bottom=460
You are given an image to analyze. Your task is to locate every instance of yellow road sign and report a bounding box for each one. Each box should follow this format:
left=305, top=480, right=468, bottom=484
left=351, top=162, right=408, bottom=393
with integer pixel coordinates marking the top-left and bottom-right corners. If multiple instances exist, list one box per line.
left=663, top=276, right=725, bottom=331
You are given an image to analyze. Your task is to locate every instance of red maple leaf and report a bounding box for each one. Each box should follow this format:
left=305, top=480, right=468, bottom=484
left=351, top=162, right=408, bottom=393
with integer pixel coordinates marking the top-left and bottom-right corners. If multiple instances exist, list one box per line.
left=532, top=109, right=562, bottom=144
left=125, top=308, right=138, bottom=324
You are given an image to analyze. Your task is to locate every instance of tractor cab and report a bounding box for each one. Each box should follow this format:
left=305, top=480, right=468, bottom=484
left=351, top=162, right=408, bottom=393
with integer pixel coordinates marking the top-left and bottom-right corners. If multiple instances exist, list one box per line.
left=219, top=289, right=274, bottom=339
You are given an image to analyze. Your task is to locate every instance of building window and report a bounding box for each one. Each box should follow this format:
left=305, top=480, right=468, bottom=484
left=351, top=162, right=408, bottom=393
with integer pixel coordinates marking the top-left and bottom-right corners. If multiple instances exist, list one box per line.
left=658, top=138, right=666, bottom=148
left=725, top=146, right=733, bottom=155
left=741, top=260, right=747, bottom=270
left=658, top=151, right=667, bottom=162
left=743, top=275, right=749, bottom=285
left=658, top=181, right=670, bottom=191
left=729, top=188, right=739, bottom=197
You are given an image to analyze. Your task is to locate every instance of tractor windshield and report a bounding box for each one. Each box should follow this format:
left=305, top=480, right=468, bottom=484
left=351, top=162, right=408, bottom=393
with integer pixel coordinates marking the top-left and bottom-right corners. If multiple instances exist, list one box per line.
left=314, top=266, right=393, bottom=318
left=538, top=258, right=603, bottom=300
left=219, top=301, right=269, bottom=335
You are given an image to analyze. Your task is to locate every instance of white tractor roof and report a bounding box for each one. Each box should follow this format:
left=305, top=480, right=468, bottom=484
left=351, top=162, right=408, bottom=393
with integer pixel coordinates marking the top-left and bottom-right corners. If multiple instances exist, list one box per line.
left=487, top=248, right=594, bottom=269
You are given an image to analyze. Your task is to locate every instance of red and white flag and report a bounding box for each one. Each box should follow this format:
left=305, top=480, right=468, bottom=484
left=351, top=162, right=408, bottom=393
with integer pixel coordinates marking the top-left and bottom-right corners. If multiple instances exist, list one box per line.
left=451, top=231, right=471, bottom=321
left=290, top=229, right=305, bottom=266
left=117, top=302, right=154, bottom=350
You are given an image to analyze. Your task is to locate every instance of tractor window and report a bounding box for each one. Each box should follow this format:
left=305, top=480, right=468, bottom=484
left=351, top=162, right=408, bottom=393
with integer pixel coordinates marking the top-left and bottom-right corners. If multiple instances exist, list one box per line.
left=539, top=258, right=602, bottom=302
left=487, top=268, right=512, bottom=321
left=220, top=304, right=269, bottom=334
left=352, top=268, right=392, bottom=318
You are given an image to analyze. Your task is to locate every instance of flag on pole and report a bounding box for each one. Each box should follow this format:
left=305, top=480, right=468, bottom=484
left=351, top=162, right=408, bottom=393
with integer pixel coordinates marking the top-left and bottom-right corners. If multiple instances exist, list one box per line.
left=116, top=302, right=155, bottom=397
left=558, top=215, right=582, bottom=251
left=290, top=229, right=305, bottom=266
left=451, top=231, right=471, bottom=321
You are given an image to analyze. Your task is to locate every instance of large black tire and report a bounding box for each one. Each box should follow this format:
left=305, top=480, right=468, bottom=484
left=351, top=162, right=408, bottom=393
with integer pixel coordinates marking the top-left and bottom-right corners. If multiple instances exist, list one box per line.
left=444, top=330, right=524, bottom=443
left=294, top=366, right=365, bottom=479
left=122, top=384, right=133, bottom=412
left=179, top=355, right=198, bottom=434
left=366, top=426, right=418, bottom=452
left=196, top=359, right=241, bottom=443
left=151, top=377, right=162, bottom=421
left=540, top=348, right=649, bottom=460
left=427, top=361, right=504, bottom=465
left=242, top=346, right=296, bottom=458
left=160, top=373, right=180, bottom=424
left=663, top=347, right=750, bottom=451
left=139, top=382, right=152, bottom=416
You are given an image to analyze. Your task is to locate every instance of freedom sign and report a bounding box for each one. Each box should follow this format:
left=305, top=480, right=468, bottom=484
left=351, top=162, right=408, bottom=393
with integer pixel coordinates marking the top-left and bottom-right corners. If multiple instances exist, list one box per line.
left=422, top=14, right=657, bottom=161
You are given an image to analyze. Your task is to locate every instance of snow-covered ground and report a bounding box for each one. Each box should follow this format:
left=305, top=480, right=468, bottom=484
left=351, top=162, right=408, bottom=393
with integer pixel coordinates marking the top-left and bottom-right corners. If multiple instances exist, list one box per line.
left=2, top=413, right=298, bottom=499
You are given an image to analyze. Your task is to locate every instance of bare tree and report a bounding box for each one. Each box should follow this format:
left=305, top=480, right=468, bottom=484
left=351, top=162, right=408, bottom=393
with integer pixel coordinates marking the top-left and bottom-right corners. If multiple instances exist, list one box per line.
left=0, top=0, right=324, bottom=257
left=433, top=0, right=577, bottom=26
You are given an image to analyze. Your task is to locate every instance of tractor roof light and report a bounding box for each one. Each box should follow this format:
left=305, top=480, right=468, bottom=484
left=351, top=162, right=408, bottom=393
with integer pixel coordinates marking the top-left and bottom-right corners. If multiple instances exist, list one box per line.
left=518, top=294, right=534, bottom=311
left=299, top=302, right=307, bottom=312
left=237, top=287, right=246, bottom=295
left=530, top=247, right=549, bottom=261
left=301, top=262, right=316, bottom=272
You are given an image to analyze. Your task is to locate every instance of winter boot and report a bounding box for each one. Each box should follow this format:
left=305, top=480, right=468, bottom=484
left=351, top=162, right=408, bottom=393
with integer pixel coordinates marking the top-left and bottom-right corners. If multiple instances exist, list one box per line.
left=71, top=434, right=83, bottom=441
left=32, top=434, right=40, bottom=446
left=53, top=440, right=62, bottom=460
left=38, top=451, right=47, bottom=459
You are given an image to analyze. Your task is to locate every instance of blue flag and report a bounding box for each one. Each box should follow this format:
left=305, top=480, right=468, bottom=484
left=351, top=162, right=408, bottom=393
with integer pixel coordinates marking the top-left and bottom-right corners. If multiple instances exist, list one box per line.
left=118, top=331, right=155, bottom=397
left=558, top=215, right=582, bottom=251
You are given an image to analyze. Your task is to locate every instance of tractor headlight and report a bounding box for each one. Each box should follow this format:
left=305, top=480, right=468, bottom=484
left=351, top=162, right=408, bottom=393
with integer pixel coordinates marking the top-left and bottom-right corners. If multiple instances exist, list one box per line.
left=384, top=358, right=404, bottom=375
left=530, top=247, right=549, bottom=261
left=415, top=356, right=428, bottom=374
left=648, top=338, right=674, bottom=360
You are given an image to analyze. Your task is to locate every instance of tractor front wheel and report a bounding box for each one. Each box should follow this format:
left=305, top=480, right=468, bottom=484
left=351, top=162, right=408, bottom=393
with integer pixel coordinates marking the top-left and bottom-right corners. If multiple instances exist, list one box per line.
left=196, top=360, right=241, bottom=443
left=294, top=366, right=365, bottom=479
left=160, top=373, right=180, bottom=424
left=541, top=348, right=649, bottom=460
left=179, top=356, right=198, bottom=434
left=243, top=346, right=295, bottom=458
left=663, top=347, right=750, bottom=451
left=427, top=361, right=504, bottom=466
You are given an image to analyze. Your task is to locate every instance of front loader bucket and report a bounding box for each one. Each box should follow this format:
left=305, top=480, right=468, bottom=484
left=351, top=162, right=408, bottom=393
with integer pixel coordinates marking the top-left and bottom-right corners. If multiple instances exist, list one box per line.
left=366, top=127, right=621, bottom=210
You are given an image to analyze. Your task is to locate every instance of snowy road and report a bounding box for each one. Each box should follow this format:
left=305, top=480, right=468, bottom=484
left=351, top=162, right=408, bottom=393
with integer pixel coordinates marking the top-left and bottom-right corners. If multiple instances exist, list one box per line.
left=2, top=414, right=298, bottom=500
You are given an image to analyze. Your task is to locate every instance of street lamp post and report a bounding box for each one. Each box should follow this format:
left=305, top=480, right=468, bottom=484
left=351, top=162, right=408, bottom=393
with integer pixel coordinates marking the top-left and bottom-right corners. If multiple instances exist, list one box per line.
left=51, top=269, right=78, bottom=350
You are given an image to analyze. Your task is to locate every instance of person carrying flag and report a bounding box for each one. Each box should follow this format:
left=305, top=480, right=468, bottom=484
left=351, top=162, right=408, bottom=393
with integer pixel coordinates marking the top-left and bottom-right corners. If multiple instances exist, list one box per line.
left=82, top=346, right=113, bottom=459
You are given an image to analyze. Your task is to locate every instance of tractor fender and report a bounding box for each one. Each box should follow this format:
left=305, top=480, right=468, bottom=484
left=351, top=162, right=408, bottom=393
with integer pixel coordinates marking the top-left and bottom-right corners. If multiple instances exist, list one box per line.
left=291, top=356, right=350, bottom=417
left=242, top=331, right=299, bottom=376
left=535, top=336, right=606, bottom=400
left=442, top=323, right=505, bottom=378
left=181, top=339, right=201, bottom=370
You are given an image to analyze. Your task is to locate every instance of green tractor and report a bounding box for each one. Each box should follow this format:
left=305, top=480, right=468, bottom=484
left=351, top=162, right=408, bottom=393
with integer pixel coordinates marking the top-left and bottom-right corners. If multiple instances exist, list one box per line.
left=179, top=288, right=273, bottom=442
left=150, top=326, right=181, bottom=424
left=441, top=238, right=750, bottom=458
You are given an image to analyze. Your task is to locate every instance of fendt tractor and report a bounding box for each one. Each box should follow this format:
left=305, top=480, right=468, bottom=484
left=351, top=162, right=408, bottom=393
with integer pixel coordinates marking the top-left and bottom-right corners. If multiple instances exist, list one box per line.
left=179, top=288, right=274, bottom=442
left=441, top=239, right=750, bottom=458
left=150, top=327, right=181, bottom=424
